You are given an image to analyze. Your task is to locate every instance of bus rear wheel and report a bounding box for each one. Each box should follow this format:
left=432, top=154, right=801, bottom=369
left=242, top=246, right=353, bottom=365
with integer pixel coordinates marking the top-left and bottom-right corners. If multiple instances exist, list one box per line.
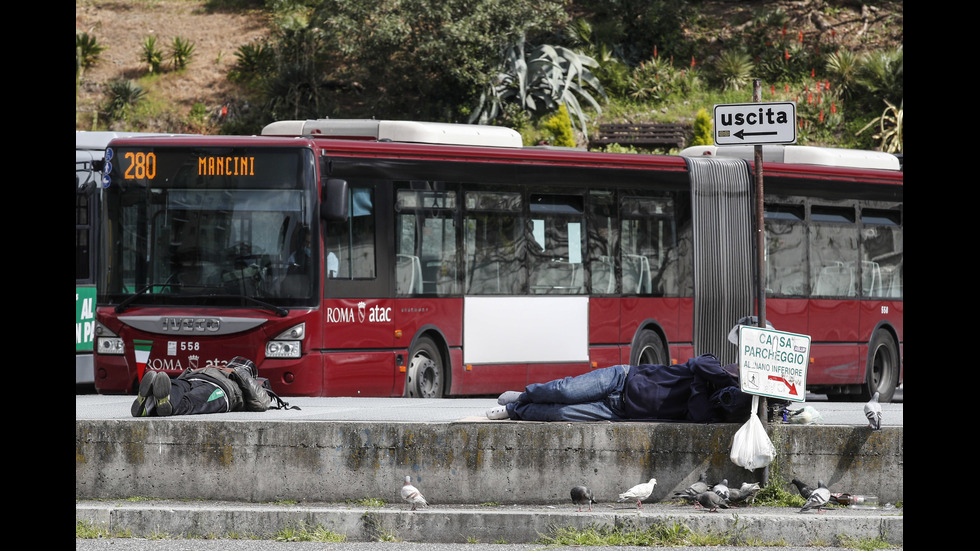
left=406, top=336, right=444, bottom=398
left=631, top=330, right=666, bottom=366
left=864, top=330, right=898, bottom=402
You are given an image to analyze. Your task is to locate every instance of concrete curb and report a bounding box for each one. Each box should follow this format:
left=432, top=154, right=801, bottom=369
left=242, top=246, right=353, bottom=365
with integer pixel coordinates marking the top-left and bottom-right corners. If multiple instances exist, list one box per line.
left=76, top=500, right=903, bottom=546
left=75, top=420, right=903, bottom=504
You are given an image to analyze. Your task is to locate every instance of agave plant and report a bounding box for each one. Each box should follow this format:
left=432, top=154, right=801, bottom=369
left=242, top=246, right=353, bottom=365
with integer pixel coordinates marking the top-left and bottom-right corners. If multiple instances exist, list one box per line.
left=76, top=31, right=106, bottom=79
left=142, top=35, right=164, bottom=74
left=714, top=50, right=755, bottom=91
left=857, top=99, right=902, bottom=153
left=471, top=35, right=606, bottom=133
left=856, top=46, right=903, bottom=107
left=102, top=79, right=147, bottom=122
left=824, top=49, right=859, bottom=100
left=171, top=36, right=196, bottom=70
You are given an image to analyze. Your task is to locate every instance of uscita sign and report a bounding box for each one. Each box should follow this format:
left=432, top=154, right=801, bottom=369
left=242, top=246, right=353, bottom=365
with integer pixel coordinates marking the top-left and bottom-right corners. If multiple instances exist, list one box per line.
left=714, top=102, right=797, bottom=145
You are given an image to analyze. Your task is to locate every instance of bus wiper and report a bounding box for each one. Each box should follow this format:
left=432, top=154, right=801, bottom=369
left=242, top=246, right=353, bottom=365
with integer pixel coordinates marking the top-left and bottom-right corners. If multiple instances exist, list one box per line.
left=115, top=284, right=288, bottom=317
left=217, top=293, right=289, bottom=318
left=115, top=283, right=184, bottom=313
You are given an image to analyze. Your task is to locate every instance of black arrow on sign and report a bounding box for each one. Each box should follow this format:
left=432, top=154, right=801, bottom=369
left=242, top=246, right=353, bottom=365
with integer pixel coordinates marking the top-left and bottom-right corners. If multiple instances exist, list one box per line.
left=734, top=129, right=778, bottom=140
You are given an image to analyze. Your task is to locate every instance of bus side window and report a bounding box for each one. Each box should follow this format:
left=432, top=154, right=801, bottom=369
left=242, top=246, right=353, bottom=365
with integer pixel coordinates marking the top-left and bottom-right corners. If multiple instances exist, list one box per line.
left=764, top=203, right=807, bottom=297
left=809, top=204, right=858, bottom=297
left=395, top=186, right=458, bottom=296
left=860, top=208, right=902, bottom=298
left=324, top=186, right=377, bottom=280
left=620, top=195, right=678, bottom=297
left=464, top=190, right=524, bottom=295
left=528, top=194, right=585, bottom=295
left=587, top=190, right=618, bottom=295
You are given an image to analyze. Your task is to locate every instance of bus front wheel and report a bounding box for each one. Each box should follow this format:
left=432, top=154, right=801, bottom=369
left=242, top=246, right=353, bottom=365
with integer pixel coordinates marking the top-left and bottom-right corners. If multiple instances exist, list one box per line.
left=864, top=330, right=899, bottom=402
left=406, top=336, right=444, bottom=398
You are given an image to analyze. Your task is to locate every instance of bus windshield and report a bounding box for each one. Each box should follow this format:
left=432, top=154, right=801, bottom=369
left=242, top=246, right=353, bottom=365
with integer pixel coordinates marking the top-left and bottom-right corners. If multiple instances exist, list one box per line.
left=99, top=145, right=318, bottom=310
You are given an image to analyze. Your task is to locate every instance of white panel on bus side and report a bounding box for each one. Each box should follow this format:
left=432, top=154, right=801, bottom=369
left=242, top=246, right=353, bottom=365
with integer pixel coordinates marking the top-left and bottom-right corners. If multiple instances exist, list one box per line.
left=462, top=296, right=589, bottom=364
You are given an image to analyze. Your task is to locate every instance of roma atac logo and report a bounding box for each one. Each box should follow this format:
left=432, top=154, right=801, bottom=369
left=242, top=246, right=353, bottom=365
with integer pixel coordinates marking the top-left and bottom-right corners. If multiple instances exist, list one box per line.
left=325, top=301, right=392, bottom=324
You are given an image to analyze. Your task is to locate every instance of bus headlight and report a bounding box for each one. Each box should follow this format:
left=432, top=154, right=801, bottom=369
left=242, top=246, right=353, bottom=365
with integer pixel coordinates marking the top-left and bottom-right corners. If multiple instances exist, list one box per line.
left=97, top=337, right=125, bottom=355
left=95, top=321, right=125, bottom=355
left=266, top=323, right=304, bottom=359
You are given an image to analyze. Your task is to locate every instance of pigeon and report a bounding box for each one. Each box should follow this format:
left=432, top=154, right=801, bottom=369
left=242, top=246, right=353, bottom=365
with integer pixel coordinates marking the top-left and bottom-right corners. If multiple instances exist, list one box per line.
left=799, top=480, right=831, bottom=513
left=401, top=475, right=428, bottom=511
left=687, top=472, right=710, bottom=495
left=570, top=486, right=596, bottom=512
left=671, top=472, right=709, bottom=501
left=694, top=491, right=731, bottom=512
left=864, top=391, right=883, bottom=430
left=791, top=478, right=814, bottom=500
left=730, top=482, right=761, bottom=505
left=786, top=405, right=822, bottom=425
left=711, top=479, right=730, bottom=501
left=618, top=478, right=657, bottom=509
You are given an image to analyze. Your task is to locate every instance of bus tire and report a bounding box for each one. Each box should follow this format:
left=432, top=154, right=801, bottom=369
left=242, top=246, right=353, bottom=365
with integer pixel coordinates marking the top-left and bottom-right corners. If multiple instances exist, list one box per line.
left=406, top=336, right=444, bottom=398
left=631, top=330, right=666, bottom=366
left=864, top=330, right=899, bottom=402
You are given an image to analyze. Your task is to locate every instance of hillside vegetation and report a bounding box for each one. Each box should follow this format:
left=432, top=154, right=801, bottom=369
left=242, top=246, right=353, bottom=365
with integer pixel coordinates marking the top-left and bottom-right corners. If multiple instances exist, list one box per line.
left=75, top=0, right=902, bottom=152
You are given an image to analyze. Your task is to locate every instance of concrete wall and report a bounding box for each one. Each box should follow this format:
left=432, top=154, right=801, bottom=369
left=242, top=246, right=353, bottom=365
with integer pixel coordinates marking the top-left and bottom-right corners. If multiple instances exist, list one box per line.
left=76, top=419, right=902, bottom=505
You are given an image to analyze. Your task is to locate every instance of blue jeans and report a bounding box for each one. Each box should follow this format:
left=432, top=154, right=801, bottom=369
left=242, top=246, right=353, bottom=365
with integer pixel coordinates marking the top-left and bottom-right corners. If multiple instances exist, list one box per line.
left=508, top=364, right=630, bottom=421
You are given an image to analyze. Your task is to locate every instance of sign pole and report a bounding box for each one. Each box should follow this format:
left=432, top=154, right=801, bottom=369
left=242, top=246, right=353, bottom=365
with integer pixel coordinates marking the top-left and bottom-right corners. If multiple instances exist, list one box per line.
left=752, top=79, right=767, bottom=413
left=752, top=78, right=770, bottom=485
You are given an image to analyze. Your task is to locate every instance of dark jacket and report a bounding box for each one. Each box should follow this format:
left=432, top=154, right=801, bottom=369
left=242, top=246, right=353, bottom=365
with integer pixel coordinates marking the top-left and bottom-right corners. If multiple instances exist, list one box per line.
left=622, top=354, right=751, bottom=422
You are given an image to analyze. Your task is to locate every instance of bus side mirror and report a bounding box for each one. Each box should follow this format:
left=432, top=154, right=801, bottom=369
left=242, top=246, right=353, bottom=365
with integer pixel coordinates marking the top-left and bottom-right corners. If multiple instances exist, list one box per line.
left=320, top=178, right=349, bottom=222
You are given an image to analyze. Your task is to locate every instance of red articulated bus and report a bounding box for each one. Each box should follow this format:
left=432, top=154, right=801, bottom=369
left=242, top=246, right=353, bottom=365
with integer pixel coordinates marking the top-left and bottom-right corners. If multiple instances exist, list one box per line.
left=93, top=120, right=902, bottom=401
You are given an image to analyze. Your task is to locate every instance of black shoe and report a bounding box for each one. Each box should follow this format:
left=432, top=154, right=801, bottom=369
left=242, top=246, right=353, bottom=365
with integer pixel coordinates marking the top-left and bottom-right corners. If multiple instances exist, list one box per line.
left=131, top=372, right=158, bottom=417
left=152, top=372, right=174, bottom=416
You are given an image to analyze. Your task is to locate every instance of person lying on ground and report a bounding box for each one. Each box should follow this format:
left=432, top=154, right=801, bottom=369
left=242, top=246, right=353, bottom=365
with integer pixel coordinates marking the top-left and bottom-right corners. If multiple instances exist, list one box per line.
left=486, top=353, right=751, bottom=423
left=131, top=356, right=271, bottom=416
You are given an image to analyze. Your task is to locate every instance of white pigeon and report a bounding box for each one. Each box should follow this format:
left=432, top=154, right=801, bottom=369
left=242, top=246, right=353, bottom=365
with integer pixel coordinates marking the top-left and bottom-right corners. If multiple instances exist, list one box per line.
left=401, top=475, right=428, bottom=511
left=864, top=391, right=883, bottom=430
left=799, top=480, right=831, bottom=513
left=786, top=405, right=823, bottom=425
left=618, top=478, right=657, bottom=509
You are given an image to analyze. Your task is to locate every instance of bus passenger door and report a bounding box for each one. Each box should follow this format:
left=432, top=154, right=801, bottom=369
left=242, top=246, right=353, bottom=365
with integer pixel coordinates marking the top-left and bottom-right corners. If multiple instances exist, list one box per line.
left=320, top=182, right=398, bottom=396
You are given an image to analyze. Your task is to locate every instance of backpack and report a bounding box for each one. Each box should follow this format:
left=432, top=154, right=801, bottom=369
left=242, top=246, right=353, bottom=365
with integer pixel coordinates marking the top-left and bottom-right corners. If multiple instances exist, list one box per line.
left=256, top=377, right=301, bottom=411
left=226, top=356, right=301, bottom=411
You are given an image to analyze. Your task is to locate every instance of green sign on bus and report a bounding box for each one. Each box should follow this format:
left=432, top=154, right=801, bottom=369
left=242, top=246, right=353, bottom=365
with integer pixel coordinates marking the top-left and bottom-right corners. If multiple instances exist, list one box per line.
left=76, top=285, right=96, bottom=352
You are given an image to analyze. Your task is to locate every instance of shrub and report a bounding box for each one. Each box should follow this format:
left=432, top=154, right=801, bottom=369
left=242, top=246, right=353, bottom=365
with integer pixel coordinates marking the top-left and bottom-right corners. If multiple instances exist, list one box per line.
left=690, top=108, right=713, bottom=147
left=541, top=105, right=576, bottom=147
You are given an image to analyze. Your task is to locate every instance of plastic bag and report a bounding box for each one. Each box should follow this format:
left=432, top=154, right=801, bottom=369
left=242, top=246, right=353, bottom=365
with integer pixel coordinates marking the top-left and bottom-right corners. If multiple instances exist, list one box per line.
left=730, top=414, right=776, bottom=471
